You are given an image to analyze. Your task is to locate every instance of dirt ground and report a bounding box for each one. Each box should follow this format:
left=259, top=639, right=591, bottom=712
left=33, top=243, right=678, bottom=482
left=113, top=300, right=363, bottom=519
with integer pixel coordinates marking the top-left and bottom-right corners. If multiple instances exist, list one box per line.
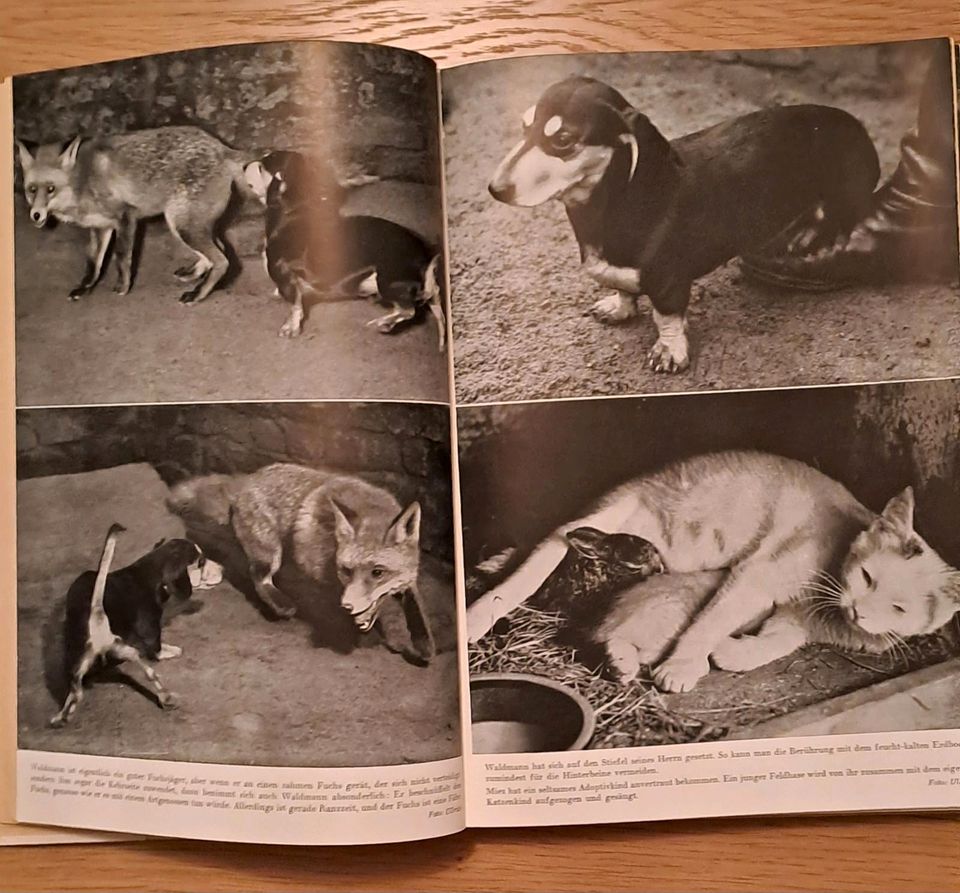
left=17, top=464, right=460, bottom=768
left=442, top=48, right=960, bottom=404
left=14, top=183, right=449, bottom=407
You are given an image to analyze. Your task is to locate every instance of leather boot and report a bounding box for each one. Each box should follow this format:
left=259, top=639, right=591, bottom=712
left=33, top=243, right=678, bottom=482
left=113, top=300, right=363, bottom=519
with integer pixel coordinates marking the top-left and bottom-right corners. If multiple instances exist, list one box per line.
left=743, top=47, right=959, bottom=291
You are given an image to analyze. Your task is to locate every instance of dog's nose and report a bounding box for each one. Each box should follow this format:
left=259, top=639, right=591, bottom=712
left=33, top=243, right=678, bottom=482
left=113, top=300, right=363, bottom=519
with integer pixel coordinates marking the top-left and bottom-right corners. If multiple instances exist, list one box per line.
left=488, top=180, right=515, bottom=204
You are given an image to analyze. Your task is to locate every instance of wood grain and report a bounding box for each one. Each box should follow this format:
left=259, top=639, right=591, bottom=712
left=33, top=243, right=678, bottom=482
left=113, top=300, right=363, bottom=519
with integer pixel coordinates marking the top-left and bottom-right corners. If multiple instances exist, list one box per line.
left=1, top=0, right=959, bottom=890
left=1, top=0, right=958, bottom=74
left=0, top=813, right=958, bottom=892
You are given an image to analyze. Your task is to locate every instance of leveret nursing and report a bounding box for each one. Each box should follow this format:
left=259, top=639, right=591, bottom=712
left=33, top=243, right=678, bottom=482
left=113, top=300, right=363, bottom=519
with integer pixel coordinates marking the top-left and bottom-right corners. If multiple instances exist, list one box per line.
left=467, top=451, right=960, bottom=692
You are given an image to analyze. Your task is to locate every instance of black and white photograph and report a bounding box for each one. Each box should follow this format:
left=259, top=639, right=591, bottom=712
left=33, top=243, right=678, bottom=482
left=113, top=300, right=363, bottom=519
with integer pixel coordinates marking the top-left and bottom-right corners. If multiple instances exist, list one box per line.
left=459, top=380, right=960, bottom=751
left=13, top=41, right=448, bottom=407
left=16, top=401, right=460, bottom=767
left=442, top=39, right=960, bottom=404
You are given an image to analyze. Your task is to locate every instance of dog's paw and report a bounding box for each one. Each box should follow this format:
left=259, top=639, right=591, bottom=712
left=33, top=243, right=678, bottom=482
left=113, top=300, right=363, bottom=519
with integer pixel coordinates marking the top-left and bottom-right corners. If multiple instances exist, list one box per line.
left=278, top=319, right=302, bottom=338
left=159, top=691, right=180, bottom=710
left=67, top=285, right=91, bottom=301
left=157, top=643, right=182, bottom=661
left=588, top=292, right=638, bottom=324
left=652, top=655, right=709, bottom=692
left=648, top=338, right=690, bottom=373
left=49, top=714, right=68, bottom=729
left=267, top=600, right=297, bottom=619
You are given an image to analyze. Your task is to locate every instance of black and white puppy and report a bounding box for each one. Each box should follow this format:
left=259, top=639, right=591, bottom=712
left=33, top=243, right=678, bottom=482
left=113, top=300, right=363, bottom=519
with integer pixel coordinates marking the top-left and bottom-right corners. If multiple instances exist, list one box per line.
left=244, top=150, right=446, bottom=350
left=488, top=76, right=881, bottom=372
left=52, top=523, right=223, bottom=727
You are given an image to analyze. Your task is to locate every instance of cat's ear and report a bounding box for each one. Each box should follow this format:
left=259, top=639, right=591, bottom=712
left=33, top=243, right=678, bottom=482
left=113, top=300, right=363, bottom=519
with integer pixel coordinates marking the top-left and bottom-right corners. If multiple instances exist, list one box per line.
left=879, top=486, right=915, bottom=535
left=565, top=527, right=608, bottom=559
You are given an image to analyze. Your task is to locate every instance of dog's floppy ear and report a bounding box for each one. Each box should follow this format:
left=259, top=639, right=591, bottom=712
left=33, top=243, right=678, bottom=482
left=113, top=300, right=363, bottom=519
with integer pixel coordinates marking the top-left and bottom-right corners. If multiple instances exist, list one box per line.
left=160, top=569, right=193, bottom=604
left=597, top=101, right=673, bottom=182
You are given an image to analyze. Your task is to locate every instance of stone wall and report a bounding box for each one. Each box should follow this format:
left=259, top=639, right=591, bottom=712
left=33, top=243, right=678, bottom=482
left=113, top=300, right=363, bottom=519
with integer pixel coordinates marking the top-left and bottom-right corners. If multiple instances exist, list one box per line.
left=457, top=379, right=960, bottom=571
left=13, top=41, right=440, bottom=185
left=17, top=402, right=453, bottom=559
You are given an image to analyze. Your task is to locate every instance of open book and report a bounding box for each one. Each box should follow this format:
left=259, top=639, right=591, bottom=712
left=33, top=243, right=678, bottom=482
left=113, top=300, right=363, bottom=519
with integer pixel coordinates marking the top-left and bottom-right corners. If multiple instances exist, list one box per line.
left=3, top=35, right=960, bottom=846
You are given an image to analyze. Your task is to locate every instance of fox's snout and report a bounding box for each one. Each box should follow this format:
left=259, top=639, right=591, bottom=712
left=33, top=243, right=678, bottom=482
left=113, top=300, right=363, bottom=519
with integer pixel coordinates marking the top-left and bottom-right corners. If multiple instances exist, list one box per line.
left=341, top=584, right=383, bottom=631
left=27, top=202, right=49, bottom=228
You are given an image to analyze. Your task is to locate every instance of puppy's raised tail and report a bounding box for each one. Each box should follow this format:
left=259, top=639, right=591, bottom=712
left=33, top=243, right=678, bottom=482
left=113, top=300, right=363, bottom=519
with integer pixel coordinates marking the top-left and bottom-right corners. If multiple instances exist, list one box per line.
left=91, top=523, right=126, bottom=616
left=423, top=254, right=446, bottom=353
left=166, top=474, right=241, bottom=527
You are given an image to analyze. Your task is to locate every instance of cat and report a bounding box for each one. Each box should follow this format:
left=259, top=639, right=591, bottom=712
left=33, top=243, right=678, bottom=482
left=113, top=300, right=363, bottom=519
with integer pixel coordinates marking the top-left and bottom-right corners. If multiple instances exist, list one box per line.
left=465, top=450, right=960, bottom=692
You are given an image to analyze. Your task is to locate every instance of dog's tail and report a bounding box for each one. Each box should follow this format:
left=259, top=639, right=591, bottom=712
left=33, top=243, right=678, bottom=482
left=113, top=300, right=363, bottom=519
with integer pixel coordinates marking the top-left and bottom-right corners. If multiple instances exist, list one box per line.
left=423, top=253, right=446, bottom=353
left=166, top=474, right=241, bottom=527
left=91, top=523, right=126, bottom=617
left=227, top=149, right=264, bottom=204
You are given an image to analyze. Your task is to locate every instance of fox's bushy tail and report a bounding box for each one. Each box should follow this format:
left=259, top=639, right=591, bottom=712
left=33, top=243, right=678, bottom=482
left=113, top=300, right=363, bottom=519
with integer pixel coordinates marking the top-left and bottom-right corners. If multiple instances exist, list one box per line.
left=166, top=474, right=242, bottom=526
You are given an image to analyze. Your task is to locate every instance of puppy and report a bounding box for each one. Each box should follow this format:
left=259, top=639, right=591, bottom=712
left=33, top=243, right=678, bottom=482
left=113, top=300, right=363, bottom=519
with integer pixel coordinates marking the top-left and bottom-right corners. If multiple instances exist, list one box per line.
left=52, top=523, right=223, bottom=727
left=488, top=76, right=881, bottom=372
left=244, top=150, right=446, bottom=350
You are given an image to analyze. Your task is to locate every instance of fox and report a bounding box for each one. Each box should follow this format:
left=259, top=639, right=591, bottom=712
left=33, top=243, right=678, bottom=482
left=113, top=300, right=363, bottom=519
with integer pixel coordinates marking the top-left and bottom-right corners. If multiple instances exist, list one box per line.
left=15, top=126, right=254, bottom=304
left=166, top=463, right=435, bottom=664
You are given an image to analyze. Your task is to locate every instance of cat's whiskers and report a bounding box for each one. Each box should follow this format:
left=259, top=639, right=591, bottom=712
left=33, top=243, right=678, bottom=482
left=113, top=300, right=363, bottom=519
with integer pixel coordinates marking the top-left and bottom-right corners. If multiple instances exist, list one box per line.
left=811, top=568, right=845, bottom=591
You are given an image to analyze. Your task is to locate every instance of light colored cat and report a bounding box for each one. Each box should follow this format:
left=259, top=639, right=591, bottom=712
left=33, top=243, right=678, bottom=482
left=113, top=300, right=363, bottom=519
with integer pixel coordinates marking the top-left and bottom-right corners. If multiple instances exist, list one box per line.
left=466, top=451, right=960, bottom=692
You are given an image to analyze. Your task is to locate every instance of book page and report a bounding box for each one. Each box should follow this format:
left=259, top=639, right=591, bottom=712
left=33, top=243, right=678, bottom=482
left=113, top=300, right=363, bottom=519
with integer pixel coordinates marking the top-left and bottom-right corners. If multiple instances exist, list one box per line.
left=6, top=40, right=465, bottom=846
left=441, top=38, right=960, bottom=828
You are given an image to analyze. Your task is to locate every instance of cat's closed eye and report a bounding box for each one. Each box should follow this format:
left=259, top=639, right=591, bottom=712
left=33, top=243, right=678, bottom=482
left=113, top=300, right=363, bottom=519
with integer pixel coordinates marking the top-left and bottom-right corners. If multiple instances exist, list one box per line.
left=893, top=604, right=906, bottom=614
left=861, top=567, right=874, bottom=587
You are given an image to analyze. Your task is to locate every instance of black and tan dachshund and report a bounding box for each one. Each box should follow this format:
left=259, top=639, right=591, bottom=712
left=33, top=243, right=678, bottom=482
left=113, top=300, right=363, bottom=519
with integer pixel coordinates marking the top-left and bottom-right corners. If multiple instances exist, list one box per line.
left=489, top=77, right=881, bottom=372
left=244, top=150, right=446, bottom=349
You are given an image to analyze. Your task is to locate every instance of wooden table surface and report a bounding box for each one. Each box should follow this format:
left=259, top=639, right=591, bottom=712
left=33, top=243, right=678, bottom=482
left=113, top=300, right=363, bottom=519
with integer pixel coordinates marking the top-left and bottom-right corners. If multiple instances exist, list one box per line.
left=2, top=0, right=960, bottom=890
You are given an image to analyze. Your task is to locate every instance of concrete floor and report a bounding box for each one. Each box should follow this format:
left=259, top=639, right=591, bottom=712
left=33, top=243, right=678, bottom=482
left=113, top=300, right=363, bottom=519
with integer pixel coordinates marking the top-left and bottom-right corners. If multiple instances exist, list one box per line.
left=17, top=463, right=461, bottom=767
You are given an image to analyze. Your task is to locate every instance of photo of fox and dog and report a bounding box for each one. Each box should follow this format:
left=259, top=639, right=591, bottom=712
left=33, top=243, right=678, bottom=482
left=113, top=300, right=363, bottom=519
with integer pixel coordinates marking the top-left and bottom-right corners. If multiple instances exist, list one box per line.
left=442, top=39, right=959, bottom=404
left=460, top=379, right=960, bottom=750
left=12, top=41, right=448, bottom=407
left=16, top=401, right=460, bottom=768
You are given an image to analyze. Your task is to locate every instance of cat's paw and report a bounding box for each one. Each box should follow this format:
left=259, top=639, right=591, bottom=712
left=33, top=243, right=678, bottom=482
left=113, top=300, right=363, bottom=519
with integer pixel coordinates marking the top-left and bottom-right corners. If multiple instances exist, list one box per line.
left=652, top=655, right=708, bottom=692
left=157, top=643, right=182, bottom=661
left=710, top=636, right=764, bottom=672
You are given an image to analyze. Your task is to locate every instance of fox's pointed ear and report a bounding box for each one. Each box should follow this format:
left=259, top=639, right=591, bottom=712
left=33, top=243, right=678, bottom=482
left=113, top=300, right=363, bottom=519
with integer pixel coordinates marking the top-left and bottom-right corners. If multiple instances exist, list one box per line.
left=388, top=501, right=421, bottom=546
left=58, top=135, right=83, bottom=171
left=330, top=498, right=356, bottom=544
left=15, top=140, right=35, bottom=172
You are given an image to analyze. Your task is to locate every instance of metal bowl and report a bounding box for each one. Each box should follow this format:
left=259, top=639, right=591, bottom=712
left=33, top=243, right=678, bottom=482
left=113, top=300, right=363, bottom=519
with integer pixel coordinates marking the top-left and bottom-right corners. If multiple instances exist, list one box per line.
left=470, top=672, right=596, bottom=753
